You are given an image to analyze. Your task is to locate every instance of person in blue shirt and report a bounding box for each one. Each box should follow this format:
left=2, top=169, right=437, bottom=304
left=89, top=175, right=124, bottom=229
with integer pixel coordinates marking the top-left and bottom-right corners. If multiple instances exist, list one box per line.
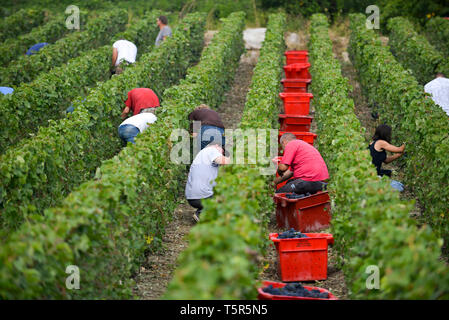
left=0, top=87, right=14, bottom=95
left=26, top=42, right=49, bottom=56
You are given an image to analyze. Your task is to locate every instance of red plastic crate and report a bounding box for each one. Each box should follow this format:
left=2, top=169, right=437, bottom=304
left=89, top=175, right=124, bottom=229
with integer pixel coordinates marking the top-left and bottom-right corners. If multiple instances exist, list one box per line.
left=283, top=63, right=311, bottom=80
left=258, top=281, right=338, bottom=300
left=278, top=131, right=317, bottom=146
left=274, top=192, right=331, bottom=232
left=279, top=114, right=313, bottom=132
left=281, top=78, right=311, bottom=93
left=284, top=50, right=309, bottom=65
left=279, top=92, right=313, bottom=115
left=269, top=233, right=334, bottom=282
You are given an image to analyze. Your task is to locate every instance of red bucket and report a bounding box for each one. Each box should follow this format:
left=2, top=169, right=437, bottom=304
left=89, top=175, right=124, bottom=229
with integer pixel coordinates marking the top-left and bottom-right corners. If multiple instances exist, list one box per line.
left=274, top=192, right=331, bottom=232
left=269, top=233, right=334, bottom=282
left=279, top=114, right=313, bottom=132
left=258, top=281, right=338, bottom=300
left=278, top=131, right=317, bottom=146
left=281, top=78, right=311, bottom=93
left=279, top=92, right=313, bottom=115
left=283, top=63, right=311, bottom=80
left=285, top=50, right=309, bottom=65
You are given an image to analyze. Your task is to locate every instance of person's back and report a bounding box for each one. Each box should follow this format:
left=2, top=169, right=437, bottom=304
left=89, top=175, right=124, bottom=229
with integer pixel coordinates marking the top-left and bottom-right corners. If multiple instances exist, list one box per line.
left=124, top=88, right=160, bottom=116
left=185, top=146, right=223, bottom=200
left=26, top=42, right=49, bottom=56
left=275, top=135, right=328, bottom=194
left=188, top=108, right=225, bottom=129
left=188, top=104, right=226, bottom=150
left=118, top=111, right=157, bottom=144
left=120, top=112, right=157, bottom=133
left=112, top=39, right=137, bottom=66
left=424, top=74, right=449, bottom=116
left=282, top=139, right=329, bottom=182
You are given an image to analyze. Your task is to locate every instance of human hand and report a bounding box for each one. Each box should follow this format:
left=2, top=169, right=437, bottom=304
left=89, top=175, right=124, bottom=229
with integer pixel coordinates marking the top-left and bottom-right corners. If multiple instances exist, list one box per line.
left=272, top=156, right=281, bottom=164
left=273, top=176, right=282, bottom=185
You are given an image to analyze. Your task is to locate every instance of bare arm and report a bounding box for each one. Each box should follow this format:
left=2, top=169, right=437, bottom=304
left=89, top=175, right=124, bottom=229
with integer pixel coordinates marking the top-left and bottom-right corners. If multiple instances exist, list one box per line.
left=274, top=170, right=293, bottom=185
left=277, top=163, right=289, bottom=173
left=376, top=140, right=405, bottom=153
left=121, top=106, right=130, bottom=119
left=385, top=153, right=403, bottom=164
left=112, top=48, right=118, bottom=67
left=214, top=155, right=230, bottom=165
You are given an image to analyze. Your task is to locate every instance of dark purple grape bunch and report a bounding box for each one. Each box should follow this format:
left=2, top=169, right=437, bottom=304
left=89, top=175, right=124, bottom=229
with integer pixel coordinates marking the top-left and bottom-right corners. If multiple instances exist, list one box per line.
left=277, top=228, right=308, bottom=239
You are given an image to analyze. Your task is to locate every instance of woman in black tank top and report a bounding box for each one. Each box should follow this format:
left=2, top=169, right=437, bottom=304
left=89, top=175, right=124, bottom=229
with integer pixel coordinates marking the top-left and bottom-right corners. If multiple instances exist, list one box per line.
left=368, top=124, right=406, bottom=177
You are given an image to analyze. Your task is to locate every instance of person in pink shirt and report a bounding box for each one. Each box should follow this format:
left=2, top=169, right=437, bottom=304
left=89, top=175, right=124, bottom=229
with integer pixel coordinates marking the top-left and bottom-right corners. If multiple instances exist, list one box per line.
left=274, top=133, right=329, bottom=194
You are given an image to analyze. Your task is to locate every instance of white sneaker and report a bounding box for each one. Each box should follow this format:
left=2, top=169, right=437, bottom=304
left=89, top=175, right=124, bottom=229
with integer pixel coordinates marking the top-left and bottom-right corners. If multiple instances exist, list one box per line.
left=192, top=213, right=200, bottom=222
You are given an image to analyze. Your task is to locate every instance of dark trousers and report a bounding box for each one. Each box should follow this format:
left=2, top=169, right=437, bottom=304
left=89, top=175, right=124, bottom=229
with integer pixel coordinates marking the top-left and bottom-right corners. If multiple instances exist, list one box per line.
left=188, top=196, right=213, bottom=216
left=379, top=169, right=392, bottom=177
left=276, top=178, right=326, bottom=194
left=188, top=199, right=204, bottom=216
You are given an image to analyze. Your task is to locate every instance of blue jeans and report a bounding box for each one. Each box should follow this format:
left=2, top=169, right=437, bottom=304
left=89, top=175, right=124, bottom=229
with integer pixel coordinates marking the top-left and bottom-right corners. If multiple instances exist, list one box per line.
left=199, top=125, right=225, bottom=150
left=118, top=124, right=140, bottom=144
left=66, top=105, right=75, bottom=113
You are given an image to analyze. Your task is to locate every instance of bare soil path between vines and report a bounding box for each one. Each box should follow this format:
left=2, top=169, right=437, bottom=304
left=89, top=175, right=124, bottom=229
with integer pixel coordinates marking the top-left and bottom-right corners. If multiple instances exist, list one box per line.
left=328, top=19, right=423, bottom=218
left=258, top=27, right=349, bottom=300
left=132, top=39, right=260, bottom=299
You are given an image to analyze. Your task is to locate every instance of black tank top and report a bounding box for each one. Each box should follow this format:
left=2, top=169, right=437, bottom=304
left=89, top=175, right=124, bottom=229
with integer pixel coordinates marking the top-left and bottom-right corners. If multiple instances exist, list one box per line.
left=368, top=140, right=386, bottom=176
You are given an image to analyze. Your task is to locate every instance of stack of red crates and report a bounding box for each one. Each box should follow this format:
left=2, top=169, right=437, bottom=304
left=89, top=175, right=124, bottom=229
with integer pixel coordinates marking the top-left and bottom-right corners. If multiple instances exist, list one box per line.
left=276, top=50, right=330, bottom=232
left=259, top=50, right=336, bottom=299
left=279, top=51, right=316, bottom=146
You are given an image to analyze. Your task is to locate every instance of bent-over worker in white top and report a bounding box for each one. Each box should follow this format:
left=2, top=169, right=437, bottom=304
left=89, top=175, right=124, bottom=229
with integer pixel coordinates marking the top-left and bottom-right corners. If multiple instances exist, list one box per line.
left=112, top=39, right=137, bottom=75
left=118, top=109, right=157, bottom=144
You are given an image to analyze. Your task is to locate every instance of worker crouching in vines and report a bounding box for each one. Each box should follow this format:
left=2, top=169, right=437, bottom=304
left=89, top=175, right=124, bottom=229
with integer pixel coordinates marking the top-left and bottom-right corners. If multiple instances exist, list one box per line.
left=117, top=88, right=160, bottom=145
left=188, top=104, right=226, bottom=151
left=368, top=124, right=406, bottom=191
left=111, top=39, right=137, bottom=75
left=185, top=141, right=230, bottom=223
left=274, top=133, right=329, bottom=195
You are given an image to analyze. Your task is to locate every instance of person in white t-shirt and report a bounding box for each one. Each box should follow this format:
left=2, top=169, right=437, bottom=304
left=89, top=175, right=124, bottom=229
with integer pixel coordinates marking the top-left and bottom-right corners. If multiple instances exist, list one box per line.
left=185, top=142, right=230, bottom=222
left=424, top=72, right=449, bottom=116
left=118, top=109, right=156, bottom=144
left=111, top=39, right=137, bottom=75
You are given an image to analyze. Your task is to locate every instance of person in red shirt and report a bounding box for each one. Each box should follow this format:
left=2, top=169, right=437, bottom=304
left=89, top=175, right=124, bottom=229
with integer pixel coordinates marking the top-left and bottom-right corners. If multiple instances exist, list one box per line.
left=274, top=133, right=329, bottom=194
left=121, top=88, right=160, bottom=119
